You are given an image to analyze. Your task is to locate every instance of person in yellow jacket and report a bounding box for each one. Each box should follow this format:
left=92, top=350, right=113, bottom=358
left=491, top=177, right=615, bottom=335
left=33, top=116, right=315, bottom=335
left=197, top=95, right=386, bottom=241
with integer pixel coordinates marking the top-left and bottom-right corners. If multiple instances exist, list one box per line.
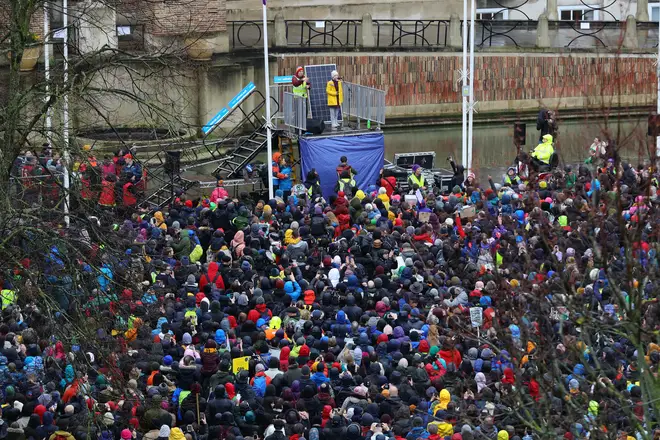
left=1, top=282, right=16, bottom=310
left=326, top=70, right=344, bottom=130
left=530, top=134, right=554, bottom=171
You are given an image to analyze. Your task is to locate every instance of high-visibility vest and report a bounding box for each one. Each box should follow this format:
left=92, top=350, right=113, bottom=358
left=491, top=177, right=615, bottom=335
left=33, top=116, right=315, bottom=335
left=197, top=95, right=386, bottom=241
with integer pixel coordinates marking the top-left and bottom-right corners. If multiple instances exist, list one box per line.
left=293, top=81, right=308, bottom=99
left=338, top=178, right=356, bottom=194
left=409, top=173, right=425, bottom=188
left=1, top=289, right=16, bottom=310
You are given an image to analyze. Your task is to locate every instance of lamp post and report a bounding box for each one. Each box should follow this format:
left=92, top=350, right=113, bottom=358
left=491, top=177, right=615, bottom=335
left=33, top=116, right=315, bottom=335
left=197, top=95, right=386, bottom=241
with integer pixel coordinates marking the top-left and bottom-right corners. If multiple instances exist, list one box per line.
left=461, top=0, right=468, bottom=170
left=63, top=0, right=71, bottom=227
left=468, top=0, right=476, bottom=172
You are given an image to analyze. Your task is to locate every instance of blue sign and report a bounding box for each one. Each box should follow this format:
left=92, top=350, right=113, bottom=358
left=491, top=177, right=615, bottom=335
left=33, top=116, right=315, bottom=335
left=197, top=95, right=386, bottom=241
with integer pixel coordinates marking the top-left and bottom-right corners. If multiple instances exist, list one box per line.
left=273, top=76, right=291, bottom=85
left=202, top=107, right=229, bottom=135
left=228, top=82, right=256, bottom=109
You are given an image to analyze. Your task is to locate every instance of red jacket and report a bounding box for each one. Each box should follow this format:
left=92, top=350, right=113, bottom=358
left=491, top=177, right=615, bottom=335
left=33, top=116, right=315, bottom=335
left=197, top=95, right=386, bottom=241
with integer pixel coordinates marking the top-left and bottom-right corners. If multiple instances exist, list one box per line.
left=380, top=176, right=397, bottom=197
left=98, top=180, right=116, bottom=206
left=199, top=262, right=226, bottom=291
left=123, top=182, right=137, bottom=206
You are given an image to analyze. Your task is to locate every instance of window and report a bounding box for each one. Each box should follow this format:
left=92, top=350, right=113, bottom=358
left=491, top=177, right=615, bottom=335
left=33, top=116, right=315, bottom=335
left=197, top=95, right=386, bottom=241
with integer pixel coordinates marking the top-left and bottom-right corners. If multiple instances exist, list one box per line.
left=649, top=3, right=660, bottom=22
left=476, top=8, right=509, bottom=20
left=558, top=5, right=599, bottom=21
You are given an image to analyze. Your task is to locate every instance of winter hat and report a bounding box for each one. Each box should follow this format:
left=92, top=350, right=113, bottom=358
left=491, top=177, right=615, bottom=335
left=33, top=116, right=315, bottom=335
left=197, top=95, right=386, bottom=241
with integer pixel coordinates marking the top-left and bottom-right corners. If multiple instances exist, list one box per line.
left=182, top=333, right=192, bottom=345
left=121, top=429, right=132, bottom=440
left=163, top=355, right=173, bottom=366
left=103, top=412, right=114, bottom=426
left=256, top=364, right=265, bottom=373
left=159, top=425, right=171, bottom=438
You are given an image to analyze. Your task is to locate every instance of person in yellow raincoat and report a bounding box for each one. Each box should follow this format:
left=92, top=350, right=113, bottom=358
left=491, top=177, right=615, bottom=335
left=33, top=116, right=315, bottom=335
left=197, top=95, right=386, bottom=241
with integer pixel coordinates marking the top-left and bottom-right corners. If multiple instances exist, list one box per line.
left=530, top=134, right=554, bottom=171
left=326, top=70, right=344, bottom=130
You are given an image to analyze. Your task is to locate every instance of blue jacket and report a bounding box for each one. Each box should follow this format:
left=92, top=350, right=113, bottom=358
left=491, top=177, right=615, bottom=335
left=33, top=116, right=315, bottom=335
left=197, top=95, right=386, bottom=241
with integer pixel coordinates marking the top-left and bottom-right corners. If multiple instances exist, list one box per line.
left=311, top=371, right=330, bottom=386
left=278, top=166, right=292, bottom=191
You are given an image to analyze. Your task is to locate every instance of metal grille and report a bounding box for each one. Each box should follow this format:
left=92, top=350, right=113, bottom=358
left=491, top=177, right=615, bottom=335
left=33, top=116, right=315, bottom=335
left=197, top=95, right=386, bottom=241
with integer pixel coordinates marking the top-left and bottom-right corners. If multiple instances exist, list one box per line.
left=342, top=82, right=386, bottom=128
left=283, top=92, right=307, bottom=132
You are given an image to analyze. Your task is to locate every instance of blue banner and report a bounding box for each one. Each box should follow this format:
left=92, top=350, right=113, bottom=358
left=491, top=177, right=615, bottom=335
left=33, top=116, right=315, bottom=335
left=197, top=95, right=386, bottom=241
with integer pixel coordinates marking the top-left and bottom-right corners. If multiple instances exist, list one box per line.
left=228, top=82, right=256, bottom=109
left=300, top=132, right=385, bottom=199
left=202, top=107, right=230, bottom=135
left=273, top=76, right=291, bottom=85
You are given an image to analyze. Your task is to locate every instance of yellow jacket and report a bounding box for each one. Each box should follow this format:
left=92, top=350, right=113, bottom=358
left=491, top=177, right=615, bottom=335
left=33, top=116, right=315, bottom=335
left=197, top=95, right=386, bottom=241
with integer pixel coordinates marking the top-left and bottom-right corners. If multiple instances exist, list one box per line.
left=532, top=134, right=554, bottom=164
left=326, top=80, right=344, bottom=107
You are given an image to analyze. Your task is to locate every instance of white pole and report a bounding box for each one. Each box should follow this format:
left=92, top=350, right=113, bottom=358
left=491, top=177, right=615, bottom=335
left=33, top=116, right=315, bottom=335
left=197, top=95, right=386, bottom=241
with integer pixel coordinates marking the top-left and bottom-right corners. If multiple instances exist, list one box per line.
left=63, top=0, right=70, bottom=227
left=461, top=0, right=468, bottom=171
left=657, top=15, right=660, bottom=159
left=263, top=0, right=274, bottom=200
left=44, top=1, right=52, bottom=146
left=468, top=0, right=476, bottom=172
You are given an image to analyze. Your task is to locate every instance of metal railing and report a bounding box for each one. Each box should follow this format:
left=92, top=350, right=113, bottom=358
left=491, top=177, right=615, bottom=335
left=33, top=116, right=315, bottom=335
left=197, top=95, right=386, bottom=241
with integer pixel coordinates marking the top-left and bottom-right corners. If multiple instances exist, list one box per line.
left=270, top=84, right=292, bottom=125
left=285, top=20, right=360, bottom=47
left=374, top=20, right=450, bottom=47
left=229, top=20, right=270, bottom=49
left=342, top=82, right=386, bottom=128
left=227, top=18, right=659, bottom=51
left=283, top=92, right=307, bottom=132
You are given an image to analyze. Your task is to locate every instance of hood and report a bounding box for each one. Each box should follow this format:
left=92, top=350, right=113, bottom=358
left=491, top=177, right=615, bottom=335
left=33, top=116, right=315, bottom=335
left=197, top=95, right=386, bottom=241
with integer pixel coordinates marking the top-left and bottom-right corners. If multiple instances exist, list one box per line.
left=392, top=326, right=405, bottom=339
left=336, top=310, right=348, bottom=325
left=542, top=134, right=553, bottom=143
left=215, top=329, right=226, bottom=346
left=438, top=389, right=451, bottom=410
left=573, top=364, right=585, bottom=376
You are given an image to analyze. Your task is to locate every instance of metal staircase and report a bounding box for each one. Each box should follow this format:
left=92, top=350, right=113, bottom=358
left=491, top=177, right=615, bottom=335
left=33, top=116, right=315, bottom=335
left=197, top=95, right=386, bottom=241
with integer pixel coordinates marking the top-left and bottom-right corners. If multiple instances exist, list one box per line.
left=133, top=85, right=278, bottom=211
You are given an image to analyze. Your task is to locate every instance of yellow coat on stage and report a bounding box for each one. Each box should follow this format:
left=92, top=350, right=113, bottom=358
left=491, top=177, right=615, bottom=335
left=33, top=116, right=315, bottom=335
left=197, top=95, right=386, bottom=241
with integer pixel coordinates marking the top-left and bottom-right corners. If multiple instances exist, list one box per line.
left=326, top=80, right=344, bottom=107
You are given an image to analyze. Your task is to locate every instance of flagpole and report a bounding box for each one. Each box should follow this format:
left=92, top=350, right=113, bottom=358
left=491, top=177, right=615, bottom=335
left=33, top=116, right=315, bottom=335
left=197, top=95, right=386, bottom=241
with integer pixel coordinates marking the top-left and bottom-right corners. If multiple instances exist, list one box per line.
left=263, top=0, right=274, bottom=200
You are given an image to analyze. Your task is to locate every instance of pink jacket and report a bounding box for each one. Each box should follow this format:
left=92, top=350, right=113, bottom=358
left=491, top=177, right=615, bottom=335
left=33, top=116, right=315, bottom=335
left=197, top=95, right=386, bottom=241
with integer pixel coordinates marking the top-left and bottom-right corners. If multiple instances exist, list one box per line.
left=210, top=187, right=229, bottom=203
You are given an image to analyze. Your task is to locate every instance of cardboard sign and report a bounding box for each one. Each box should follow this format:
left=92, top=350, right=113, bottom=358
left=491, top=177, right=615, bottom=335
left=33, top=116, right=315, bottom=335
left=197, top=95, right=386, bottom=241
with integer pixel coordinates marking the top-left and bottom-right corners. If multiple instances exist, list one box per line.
left=404, top=195, right=417, bottom=205
left=470, top=307, right=483, bottom=328
left=461, top=205, right=476, bottom=219
left=232, top=356, right=250, bottom=374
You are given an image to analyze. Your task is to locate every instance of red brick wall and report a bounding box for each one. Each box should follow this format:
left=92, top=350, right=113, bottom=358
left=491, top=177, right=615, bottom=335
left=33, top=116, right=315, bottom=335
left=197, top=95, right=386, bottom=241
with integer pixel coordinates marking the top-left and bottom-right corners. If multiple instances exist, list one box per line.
left=0, top=1, right=44, bottom=38
left=120, top=0, right=227, bottom=36
left=278, top=54, right=656, bottom=109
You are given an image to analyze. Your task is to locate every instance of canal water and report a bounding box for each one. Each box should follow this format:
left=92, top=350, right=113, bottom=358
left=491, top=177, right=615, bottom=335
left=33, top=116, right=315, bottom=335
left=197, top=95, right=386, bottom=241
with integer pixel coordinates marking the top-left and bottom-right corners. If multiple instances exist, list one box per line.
left=382, top=114, right=651, bottom=177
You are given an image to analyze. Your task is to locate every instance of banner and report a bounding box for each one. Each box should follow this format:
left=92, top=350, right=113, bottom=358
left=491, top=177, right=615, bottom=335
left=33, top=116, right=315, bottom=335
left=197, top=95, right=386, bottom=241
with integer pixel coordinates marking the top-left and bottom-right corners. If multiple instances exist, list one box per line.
left=300, top=132, right=385, bottom=199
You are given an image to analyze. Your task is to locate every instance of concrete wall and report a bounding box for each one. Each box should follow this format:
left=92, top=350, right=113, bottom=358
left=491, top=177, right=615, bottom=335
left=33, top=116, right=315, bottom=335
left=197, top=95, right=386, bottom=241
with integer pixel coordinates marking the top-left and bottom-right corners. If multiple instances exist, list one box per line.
left=227, top=0, right=463, bottom=21
left=505, top=0, right=639, bottom=21
left=277, top=52, right=657, bottom=119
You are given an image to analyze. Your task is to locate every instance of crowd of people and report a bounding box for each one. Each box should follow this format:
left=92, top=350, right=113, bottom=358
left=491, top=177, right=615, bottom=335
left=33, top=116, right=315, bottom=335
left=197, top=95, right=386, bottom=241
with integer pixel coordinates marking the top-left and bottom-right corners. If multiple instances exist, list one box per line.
left=1, top=135, right=659, bottom=440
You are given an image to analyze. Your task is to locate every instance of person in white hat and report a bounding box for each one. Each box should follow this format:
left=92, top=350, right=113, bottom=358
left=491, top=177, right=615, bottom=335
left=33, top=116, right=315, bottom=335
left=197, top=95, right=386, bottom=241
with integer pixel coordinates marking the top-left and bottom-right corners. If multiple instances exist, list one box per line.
left=326, top=70, right=344, bottom=130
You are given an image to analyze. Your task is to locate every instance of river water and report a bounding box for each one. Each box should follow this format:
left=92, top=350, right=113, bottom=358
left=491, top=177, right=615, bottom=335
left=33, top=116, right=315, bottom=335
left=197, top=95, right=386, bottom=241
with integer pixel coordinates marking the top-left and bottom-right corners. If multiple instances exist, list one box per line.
left=382, top=114, right=652, bottom=177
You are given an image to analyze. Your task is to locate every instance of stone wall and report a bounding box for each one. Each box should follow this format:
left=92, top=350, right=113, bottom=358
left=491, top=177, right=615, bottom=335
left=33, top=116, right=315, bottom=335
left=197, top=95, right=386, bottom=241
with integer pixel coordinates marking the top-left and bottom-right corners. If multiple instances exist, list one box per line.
left=118, top=0, right=227, bottom=36
left=278, top=53, right=657, bottom=118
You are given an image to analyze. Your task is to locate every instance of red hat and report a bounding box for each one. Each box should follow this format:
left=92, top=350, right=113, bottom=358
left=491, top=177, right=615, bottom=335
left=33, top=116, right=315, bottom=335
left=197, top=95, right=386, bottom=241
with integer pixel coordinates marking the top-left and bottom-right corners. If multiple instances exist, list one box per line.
left=322, top=256, right=332, bottom=267
left=124, top=154, right=133, bottom=160
left=338, top=191, right=345, bottom=198
left=296, top=66, right=304, bottom=75
left=275, top=279, right=285, bottom=289
left=377, top=333, right=389, bottom=344
left=185, top=200, right=193, bottom=208
left=299, top=344, right=310, bottom=357
left=418, top=339, right=430, bottom=353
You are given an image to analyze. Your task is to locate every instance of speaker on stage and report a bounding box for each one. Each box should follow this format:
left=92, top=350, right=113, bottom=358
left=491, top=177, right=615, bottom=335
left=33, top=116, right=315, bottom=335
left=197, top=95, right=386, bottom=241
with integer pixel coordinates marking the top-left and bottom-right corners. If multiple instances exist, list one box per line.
left=165, top=151, right=181, bottom=175
left=306, top=119, right=325, bottom=135
left=514, top=122, right=526, bottom=146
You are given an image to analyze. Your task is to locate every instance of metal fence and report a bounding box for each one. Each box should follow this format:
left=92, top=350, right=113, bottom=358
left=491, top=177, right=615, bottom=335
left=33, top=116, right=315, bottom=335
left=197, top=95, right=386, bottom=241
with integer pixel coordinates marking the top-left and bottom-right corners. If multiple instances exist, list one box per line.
left=342, top=82, right=386, bottom=128
left=285, top=20, right=360, bottom=47
left=283, top=92, right=307, bottom=132
left=228, top=18, right=659, bottom=51
left=374, top=20, right=450, bottom=47
left=270, top=84, right=292, bottom=125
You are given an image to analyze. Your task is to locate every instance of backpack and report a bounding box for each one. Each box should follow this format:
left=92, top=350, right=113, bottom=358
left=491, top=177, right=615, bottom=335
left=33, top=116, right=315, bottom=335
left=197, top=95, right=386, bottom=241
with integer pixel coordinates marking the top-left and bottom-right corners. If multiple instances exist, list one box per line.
left=189, top=244, right=203, bottom=263
left=311, top=216, right=326, bottom=236
left=252, top=375, right=267, bottom=397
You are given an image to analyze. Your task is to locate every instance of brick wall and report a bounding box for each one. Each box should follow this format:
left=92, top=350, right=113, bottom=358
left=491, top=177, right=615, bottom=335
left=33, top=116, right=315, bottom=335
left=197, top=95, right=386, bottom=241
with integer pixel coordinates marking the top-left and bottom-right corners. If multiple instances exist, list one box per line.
left=0, top=1, right=45, bottom=38
left=119, top=0, right=227, bottom=36
left=278, top=54, right=656, bottom=112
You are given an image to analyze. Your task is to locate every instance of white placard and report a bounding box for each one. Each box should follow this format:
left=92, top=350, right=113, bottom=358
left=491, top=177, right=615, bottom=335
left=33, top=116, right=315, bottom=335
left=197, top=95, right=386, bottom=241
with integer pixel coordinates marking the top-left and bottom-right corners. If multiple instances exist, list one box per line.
left=470, top=307, right=483, bottom=327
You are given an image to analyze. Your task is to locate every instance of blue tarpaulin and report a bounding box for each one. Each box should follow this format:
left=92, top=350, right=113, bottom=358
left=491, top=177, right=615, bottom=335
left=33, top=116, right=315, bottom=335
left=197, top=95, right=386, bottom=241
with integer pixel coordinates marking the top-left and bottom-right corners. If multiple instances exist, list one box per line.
left=300, top=132, right=385, bottom=199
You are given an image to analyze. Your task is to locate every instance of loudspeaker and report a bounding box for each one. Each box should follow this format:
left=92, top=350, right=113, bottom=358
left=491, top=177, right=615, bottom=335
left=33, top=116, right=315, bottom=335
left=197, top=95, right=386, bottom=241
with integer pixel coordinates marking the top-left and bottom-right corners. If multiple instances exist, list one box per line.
left=306, top=119, right=325, bottom=135
left=649, top=114, right=660, bottom=137
left=165, top=151, right=181, bottom=175
left=514, top=122, right=526, bottom=146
